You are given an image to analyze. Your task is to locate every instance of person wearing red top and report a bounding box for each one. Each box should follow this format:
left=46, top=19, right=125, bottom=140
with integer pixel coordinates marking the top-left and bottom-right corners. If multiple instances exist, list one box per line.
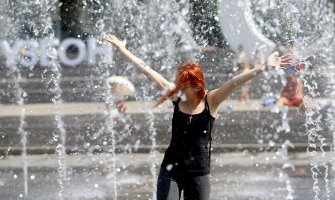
left=278, top=42, right=305, bottom=109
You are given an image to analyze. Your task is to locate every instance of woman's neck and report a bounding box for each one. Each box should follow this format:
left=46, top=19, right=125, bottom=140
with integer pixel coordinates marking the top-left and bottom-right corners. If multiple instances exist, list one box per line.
left=186, top=96, right=203, bottom=107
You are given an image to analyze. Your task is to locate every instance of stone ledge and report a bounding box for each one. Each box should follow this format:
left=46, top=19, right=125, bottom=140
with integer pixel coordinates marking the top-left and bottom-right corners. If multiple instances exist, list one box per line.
left=0, top=98, right=323, bottom=117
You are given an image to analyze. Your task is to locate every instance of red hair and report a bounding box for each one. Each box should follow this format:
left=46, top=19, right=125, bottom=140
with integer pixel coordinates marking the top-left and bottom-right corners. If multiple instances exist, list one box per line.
left=154, top=61, right=206, bottom=108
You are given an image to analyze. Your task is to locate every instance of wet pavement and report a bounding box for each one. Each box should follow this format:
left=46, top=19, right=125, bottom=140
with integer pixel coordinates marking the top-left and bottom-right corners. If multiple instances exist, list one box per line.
left=0, top=152, right=334, bottom=200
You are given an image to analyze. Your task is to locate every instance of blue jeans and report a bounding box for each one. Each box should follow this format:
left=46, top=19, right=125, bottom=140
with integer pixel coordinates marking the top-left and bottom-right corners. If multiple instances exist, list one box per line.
left=156, top=167, right=211, bottom=200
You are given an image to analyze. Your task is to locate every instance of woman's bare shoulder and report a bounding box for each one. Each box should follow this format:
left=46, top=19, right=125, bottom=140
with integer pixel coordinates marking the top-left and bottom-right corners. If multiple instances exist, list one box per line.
left=170, top=93, right=179, bottom=102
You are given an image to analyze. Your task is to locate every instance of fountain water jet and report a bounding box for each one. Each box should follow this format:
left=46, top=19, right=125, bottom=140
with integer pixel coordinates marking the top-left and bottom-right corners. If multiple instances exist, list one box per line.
left=0, top=0, right=334, bottom=199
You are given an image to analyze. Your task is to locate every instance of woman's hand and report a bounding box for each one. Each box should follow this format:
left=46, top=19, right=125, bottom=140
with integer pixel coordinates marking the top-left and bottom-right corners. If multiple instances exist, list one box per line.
left=117, top=101, right=128, bottom=113
left=104, top=33, right=175, bottom=92
left=266, top=52, right=293, bottom=69
left=105, top=33, right=127, bottom=49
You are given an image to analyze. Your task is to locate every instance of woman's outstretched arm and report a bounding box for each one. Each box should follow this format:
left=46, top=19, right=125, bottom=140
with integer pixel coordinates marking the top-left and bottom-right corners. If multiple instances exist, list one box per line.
left=208, top=52, right=292, bottom=110
left=105, top=34, right=175, bottom=91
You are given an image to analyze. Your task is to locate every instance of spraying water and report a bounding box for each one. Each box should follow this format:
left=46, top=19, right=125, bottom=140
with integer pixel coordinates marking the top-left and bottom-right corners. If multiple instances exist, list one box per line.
left=0, top=0, right=334, bottom=199
left=0, top=0, right=67, bottom=198
left=252, top=1, right=335, bottom=199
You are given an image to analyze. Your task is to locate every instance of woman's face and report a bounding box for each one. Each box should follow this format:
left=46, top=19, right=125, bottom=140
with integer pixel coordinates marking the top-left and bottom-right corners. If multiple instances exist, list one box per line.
left=180, top=84, right=199, bottom=101
left=175, top=70, right=200, bottom=100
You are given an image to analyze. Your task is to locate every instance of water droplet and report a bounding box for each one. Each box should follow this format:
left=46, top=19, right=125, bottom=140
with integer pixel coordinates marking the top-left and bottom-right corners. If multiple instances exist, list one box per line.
left=166, top=164, right=173, bottom=171
left=269, top=140, right=275, bottom=147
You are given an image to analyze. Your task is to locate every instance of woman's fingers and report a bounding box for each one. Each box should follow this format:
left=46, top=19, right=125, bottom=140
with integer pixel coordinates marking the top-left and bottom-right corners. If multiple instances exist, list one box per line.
left=280, top=54, right=304, bottom=69
left=117, top=102, right=128, bottom=113
left=279, top=65, right=288, bottom=69
left=109, top=35, right=116, bottom=41
left=123, top=107, right=128, bottom=112
left=106, top=33, right=115, bottom=38
left=280, top=62, right=292, bottom=66
left=105, top=36, right=115, bottom=43
left=104, top=34, right=118, bottom=43
left=119, top=106, right=125, bottom=112
left=281, top=56, right=293, bottom=62
left=117, top=102, right=123, bottom=108
left=281, top=54, right=292, bottom=59
left=282, top=54, right=302, bottom=63
left=105, top=34, right=125, bottom=48
left=281, top=57, right=293, bottom=62
left=104, top=36, right=113, bottom=43
left=121, top=105, right=128, bottom=113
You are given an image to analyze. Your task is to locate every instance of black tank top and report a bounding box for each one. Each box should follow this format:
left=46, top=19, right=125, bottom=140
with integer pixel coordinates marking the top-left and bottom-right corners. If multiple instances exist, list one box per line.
left=161, top=94, right=215, bottom=175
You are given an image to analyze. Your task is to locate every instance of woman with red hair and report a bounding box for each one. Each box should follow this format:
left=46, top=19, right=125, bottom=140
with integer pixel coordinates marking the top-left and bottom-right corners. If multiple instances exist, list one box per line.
left=105, top=34, right=292, bottom=200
